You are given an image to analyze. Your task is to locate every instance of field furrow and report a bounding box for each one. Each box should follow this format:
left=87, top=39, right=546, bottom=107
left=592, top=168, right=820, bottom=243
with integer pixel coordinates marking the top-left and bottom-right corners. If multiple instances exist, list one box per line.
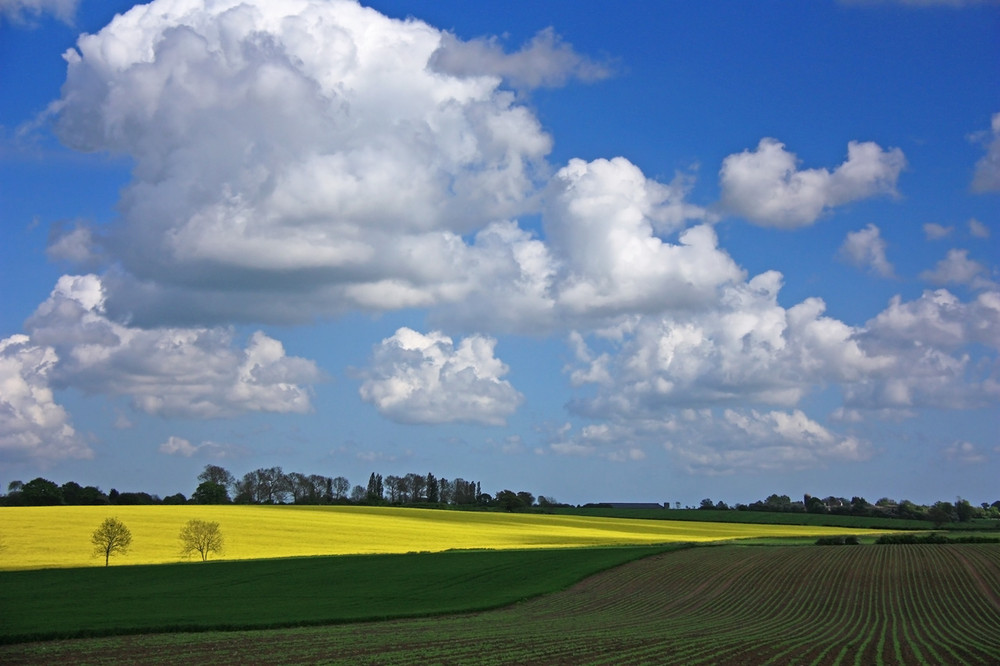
left=2, top=544, right=999, bottom=665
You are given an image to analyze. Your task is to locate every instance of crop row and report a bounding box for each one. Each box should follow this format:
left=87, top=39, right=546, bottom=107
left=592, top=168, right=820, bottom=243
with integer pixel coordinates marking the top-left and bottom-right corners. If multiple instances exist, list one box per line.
left=2, top=544, right=997, bottom=664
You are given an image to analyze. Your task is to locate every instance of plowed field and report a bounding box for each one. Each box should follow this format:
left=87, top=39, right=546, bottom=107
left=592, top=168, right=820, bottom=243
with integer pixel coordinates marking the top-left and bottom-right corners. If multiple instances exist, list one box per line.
left=3, top=544, right=998, bottom=664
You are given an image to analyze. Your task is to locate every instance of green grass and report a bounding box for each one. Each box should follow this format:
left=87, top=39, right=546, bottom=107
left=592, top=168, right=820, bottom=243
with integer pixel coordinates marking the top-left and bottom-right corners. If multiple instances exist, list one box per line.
left=3, top=544, right=998, bottom=664
left=0, top=544, right=681, bottom=644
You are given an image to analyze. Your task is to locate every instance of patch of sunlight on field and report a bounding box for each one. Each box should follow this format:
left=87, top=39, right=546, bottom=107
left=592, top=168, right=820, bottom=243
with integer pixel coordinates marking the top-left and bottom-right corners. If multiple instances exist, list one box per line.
left=0, top=505, right=876, bottom=571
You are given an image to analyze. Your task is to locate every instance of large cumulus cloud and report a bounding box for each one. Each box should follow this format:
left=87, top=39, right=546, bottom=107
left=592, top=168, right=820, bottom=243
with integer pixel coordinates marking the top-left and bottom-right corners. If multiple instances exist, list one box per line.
left=53, top=0, right=562, bottom=325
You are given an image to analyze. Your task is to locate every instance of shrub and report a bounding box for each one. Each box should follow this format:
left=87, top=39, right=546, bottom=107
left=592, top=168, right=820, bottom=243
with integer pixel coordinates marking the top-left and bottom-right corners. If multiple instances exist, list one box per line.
left=815, top=535, right=860, bottom=546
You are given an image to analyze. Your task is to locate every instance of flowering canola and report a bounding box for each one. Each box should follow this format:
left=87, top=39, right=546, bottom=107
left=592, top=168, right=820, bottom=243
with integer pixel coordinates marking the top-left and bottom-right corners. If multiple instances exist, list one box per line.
left=0, top=505, right=871, bottom=570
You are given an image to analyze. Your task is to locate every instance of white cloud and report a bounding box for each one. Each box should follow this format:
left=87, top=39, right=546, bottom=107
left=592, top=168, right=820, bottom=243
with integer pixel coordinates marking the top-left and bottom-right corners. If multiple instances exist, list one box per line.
left=47, top=0, right=737, bottom=339
left=567, top=270, right=891, bottom=415
left=719, top=138, right=905, bottom=228
left=158, top=435, right=243, bottom=459
left=943, top=440, right=988, bottom=464
left=548, top=407, right=869, bottom=474
left=561, top=268, right=999, bottom=433
left=920, top=249, right=997, bottom=290
left=968, top=218, right=990, bottom=238
left=359, top=327, right=523, bottom=425
left=923, top=223, right=954, bottom=240
left=430, top=27, right=614, bottom=90
left=158, top=436, right=198, bottom=457
left=542, top=157, right=737, bottom=317
left=664, top=408, right=871, bottom=475
left=849, top=288, right=1000, bottom=410
left=53, top=0, right=557, bottom=326
left=431, top=157, right=734, bottom=334
left=839, top=224, right=895, bottom=277
left=867, top=288, right=1000, bottom=350
left=971, top=112, right=1000, bottom=192
left=23, top=275, right=322, bottom=418
left=0, top=334, right=91, bottom=462
left=0, top=0, right=76, bottom=24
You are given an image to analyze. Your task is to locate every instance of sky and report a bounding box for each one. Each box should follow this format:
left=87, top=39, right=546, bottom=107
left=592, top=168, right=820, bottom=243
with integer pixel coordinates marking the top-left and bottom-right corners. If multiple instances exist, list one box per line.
left=1, top=0, right=998, bottom=507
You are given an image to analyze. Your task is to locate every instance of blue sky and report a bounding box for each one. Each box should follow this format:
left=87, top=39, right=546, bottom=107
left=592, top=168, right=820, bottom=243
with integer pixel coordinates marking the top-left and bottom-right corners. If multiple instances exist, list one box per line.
left=1, top=0, right=997, bottom=506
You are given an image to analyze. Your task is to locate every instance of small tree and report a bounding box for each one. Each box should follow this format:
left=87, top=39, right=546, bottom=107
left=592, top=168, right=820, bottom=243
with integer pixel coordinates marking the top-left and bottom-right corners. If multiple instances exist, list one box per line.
left=179, top=519, right=224, bottom=562
left=91, top=517, right=132, bottom=566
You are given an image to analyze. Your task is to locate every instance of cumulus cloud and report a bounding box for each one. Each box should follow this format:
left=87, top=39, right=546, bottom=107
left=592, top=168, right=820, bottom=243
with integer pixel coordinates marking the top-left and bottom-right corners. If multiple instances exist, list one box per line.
left=46, top=0, right=733, bottom=337
left=430, top=27, right=614, bottom=90
left=359, top=327, right=523, bottom=425
left=664, top=409, right=870, bottom=475
left=0, top=334, right=91, bottom=462
left=719, top=139, right=905, bottom=227
left=0, top=0, right=77, bottom=24
left=849, top=288, right=1000, bottom=411
left=920, top=249, right=997, bottom=290
left=24, top=274, right=322, bottom=418
left=563, top=267, right=999, bottom=435
left=430, top=157, right=733, bottom=333
left=542, top=157, right=736, bottom=315
left=839, top=224, right=895, bottom=277
left=971, top=112, right=1000, bottom=192
left=567, top=270, right=891, bottom=416
left=52, top=0, right=559, bottom=326
left=867, top=288, right=1000, bottom=350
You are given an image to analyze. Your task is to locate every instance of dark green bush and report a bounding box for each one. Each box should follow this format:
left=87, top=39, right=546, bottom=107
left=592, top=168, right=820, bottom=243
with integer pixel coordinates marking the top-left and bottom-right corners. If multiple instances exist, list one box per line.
left=815, top=535, right=860, bottom=546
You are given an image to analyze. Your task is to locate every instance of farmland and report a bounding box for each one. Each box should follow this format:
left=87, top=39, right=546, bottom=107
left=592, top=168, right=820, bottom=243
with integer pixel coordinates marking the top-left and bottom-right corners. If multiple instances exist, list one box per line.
left=0, top=504, right=876, bottom=570
left=0, top=545, right=680, bottom=642
left=2, top=543, right=998, bottom=664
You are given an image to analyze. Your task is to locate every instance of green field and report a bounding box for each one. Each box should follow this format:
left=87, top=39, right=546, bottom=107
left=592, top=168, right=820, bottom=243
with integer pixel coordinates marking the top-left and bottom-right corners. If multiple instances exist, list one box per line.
left=2, top=543, right=998, bottom=665
left=0, top=545, right=677, bottom=643
left=552, top=506, right=941, bottom=530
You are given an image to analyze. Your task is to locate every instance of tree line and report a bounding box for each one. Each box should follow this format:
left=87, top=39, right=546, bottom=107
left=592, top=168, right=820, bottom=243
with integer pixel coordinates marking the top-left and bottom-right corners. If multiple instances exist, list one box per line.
left=0, top=465, right=553, bottom=512
left=3, top=471, right=997, bottom=522
left=691, top=493, right=1000, bottom=524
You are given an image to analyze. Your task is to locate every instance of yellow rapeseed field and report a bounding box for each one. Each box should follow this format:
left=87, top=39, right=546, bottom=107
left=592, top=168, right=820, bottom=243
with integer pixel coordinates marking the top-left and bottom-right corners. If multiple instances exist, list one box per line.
left=0, top=505, right=871, bottom=571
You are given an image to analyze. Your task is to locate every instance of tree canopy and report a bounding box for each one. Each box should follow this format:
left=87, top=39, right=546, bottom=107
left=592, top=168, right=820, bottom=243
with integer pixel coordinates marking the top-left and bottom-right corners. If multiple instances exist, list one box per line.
left=91, top=517, right=132, bottom=567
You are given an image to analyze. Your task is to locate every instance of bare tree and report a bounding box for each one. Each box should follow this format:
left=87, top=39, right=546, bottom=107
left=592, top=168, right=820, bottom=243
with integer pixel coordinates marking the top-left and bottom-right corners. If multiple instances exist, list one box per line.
left=91, top=517, right=132, bottom=566
left=179, top=519, right=224, bottom=562
left=331, top=476, right=350, bottom=500
left=234, top=466, right=290, bottom=504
